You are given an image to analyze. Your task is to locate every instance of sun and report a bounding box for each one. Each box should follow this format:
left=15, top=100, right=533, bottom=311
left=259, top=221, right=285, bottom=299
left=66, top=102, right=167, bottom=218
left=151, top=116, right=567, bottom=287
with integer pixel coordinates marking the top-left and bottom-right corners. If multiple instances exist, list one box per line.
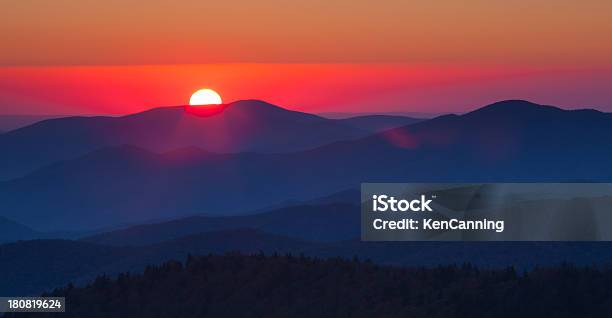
left=189, top=88, right=222, bottom=106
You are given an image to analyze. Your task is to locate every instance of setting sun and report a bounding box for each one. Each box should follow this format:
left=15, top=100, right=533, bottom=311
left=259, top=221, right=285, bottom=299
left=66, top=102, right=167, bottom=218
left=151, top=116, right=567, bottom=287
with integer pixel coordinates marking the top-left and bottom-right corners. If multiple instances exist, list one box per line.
left=189, top=88, right=222, bottom=106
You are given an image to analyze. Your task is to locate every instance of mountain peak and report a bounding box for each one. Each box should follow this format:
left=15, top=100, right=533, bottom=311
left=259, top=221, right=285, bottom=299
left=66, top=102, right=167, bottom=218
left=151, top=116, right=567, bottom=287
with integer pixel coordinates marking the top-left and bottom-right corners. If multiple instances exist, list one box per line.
left=488, top=99, right=539, bottom=107
left=121, top=100, right=289, bottom=120
left=467, top=100, right=562, bottom=117
left=227, top=99, right=281, bottom=108
left=224, top=99, right=296, bottom=114
left=222, top=99, right=323, bottom=121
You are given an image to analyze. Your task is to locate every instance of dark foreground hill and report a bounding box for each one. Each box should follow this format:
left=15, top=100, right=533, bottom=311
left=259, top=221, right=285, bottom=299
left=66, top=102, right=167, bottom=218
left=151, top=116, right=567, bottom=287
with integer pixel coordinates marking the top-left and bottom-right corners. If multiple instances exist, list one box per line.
left=10, top=254, right=612, bottom=318
left=6, top=229, right=612, bottom=296
left=0, top=230, right=313, bottom=296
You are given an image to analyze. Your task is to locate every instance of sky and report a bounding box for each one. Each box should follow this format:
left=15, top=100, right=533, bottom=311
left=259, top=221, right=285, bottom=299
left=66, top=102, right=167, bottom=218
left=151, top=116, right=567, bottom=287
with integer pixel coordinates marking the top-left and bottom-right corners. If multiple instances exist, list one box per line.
left=1, top=1, right=611, bottom=115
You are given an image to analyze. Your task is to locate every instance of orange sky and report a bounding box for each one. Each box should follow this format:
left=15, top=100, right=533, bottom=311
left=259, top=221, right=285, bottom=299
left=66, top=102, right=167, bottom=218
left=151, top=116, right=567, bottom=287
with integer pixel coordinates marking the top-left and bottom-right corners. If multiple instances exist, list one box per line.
left=1, top=64, right=611, bottom=115
left=1, top=1, right=611, bottom=114
left=2, top=1, right=612, bottom=66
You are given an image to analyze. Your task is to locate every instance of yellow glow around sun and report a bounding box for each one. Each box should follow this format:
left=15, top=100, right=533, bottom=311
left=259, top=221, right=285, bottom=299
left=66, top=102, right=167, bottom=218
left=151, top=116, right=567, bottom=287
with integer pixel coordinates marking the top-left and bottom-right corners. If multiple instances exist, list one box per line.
left=189, top=89, right=222, bottom=105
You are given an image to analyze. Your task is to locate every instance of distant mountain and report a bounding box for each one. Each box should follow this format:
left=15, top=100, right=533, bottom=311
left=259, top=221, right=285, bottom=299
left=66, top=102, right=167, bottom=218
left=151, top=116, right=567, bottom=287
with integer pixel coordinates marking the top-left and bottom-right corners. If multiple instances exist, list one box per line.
left=0, top=115, right=65, bottom=132
left=82, top=203, right=360, bottom=246
left=336, top=115, right=423, bottom=132
left=0, top=216, right=43, bottom=243
left=351, top=99, right=612, bottom=181
left=5, top=230, right=612, bottom=296
left=0, top=100, right=372, bottom=180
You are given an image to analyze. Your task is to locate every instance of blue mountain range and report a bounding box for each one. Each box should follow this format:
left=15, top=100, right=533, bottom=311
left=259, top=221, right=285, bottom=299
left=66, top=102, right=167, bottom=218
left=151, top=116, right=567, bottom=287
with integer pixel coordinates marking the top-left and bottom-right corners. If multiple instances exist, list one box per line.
left=1, top=100, right=611, bottom=231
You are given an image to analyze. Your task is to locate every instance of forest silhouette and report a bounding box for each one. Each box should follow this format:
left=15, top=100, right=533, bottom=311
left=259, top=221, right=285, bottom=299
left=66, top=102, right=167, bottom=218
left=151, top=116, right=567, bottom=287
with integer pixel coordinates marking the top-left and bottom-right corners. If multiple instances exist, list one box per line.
left=10, top=253, right=612, bottom=318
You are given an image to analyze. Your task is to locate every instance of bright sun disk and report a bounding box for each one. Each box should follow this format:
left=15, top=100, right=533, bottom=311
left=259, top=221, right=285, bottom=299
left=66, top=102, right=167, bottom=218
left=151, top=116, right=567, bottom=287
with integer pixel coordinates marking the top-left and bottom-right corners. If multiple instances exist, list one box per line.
left=189, top=88, right=222, bottom=105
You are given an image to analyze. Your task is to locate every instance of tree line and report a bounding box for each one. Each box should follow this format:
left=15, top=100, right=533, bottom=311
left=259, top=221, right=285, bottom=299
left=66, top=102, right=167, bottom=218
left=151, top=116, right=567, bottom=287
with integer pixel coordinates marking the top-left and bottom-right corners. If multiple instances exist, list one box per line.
left=9, top=252, right=612, bottom=317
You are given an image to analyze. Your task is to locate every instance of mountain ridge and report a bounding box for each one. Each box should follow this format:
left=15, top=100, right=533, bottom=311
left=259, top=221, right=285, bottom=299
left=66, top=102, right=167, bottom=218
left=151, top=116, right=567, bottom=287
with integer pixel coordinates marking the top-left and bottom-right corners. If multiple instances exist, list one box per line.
left=0, top=100, right=426, bottom=181
left=0, top=100, right=367, bottom=180
left=81, top=203, right=360, bottom=246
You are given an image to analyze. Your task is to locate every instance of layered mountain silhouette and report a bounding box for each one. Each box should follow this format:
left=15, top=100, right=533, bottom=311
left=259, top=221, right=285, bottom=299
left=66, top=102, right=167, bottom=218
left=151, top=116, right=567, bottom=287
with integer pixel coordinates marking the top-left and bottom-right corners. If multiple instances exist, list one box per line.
left=2, top=100, right=612, bottom=230
left=0, top=100, right=421, bottom=180
left=81, top=203, right=360, bottom=246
